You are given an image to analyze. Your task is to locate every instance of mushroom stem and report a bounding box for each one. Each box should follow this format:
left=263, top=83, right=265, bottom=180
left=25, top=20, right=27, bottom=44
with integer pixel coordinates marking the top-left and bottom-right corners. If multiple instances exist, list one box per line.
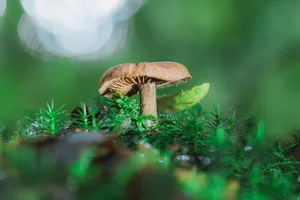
left=138, top=83, right=157, bottom=117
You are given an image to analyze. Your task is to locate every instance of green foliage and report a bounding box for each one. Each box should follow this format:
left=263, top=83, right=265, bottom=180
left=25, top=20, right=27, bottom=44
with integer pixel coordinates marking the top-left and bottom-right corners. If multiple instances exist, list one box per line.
left=157, top=83, right=210, bottom=112
left=69, top=147, right=98, bottom=183
left=4, top=146, right=56, bottom=178
left=100, top=92, right=300, bottom=199
left=37, top=100, right=68, bottom=135
left=177, top=171, right=232, bottom=200
left=10, top=100, right=69, bottom=139
left=0, top=92, right=300, bottom=199
left=100, top=92, right=156, bottom=137
left=101, top=92, right=139, bottom=131
left=71, top=102, right=101, bottom=131
left=112, top=151, right=149, bottom=185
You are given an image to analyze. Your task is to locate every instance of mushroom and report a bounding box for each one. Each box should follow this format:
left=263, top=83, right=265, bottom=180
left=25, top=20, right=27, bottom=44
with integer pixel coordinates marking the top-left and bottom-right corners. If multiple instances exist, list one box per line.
left=98, top=62, right=192, bottom=117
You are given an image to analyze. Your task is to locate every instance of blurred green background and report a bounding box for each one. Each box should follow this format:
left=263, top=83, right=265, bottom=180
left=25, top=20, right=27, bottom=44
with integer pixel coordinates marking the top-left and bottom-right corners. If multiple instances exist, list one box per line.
left=1, top=0, right=300, bottom=135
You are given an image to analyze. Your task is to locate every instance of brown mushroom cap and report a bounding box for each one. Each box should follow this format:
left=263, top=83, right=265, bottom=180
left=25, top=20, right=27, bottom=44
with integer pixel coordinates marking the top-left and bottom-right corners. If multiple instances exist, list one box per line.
left=99, top=62, right=192, bottom=98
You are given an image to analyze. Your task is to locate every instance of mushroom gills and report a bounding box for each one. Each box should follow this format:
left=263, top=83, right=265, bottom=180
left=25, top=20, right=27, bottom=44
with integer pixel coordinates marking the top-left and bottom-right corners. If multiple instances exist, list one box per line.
left=107, top=76, right=168, bottom=98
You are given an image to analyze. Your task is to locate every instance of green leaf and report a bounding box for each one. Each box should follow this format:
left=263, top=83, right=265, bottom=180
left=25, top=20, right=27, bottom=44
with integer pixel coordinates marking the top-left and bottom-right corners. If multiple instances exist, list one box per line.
left=157, top=83, right=210, bottom=111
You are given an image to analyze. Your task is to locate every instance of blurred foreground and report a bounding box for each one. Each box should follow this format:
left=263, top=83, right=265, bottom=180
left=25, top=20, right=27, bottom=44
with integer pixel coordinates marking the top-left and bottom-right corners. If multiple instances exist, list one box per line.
left=0, top=94, right=299, bottom=200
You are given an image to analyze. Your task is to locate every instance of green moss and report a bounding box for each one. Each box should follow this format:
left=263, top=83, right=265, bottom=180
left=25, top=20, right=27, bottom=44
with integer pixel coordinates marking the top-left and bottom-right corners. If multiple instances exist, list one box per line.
left=0, top=91, right=299, bottom=200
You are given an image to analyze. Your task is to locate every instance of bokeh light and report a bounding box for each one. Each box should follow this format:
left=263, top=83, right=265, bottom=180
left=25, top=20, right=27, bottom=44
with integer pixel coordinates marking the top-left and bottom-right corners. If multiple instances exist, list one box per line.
left=0, top=0, right=6, bottom=17
left=18, top=0, right=146, bottom=60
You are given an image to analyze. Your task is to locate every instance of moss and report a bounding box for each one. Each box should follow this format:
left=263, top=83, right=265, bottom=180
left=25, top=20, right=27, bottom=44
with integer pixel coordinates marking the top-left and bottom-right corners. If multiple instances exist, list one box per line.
left=0, top=91, right=299, bottom=200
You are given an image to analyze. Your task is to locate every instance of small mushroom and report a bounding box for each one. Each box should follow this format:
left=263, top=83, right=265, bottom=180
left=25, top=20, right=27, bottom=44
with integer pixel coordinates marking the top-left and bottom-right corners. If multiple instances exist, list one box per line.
left=98, top=62, right=192, bottom=117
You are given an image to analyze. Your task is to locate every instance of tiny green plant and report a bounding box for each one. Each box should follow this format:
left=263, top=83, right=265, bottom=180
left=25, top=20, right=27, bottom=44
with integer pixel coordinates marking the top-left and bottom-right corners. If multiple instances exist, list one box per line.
left=35, top=100, right=68, bottom=136
left=71, top=102, right=101, bottom=131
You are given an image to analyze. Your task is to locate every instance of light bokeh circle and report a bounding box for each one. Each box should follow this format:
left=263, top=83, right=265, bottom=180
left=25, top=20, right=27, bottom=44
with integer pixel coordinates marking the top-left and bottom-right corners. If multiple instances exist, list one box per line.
left=18, top=0, right=145, bottom=60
